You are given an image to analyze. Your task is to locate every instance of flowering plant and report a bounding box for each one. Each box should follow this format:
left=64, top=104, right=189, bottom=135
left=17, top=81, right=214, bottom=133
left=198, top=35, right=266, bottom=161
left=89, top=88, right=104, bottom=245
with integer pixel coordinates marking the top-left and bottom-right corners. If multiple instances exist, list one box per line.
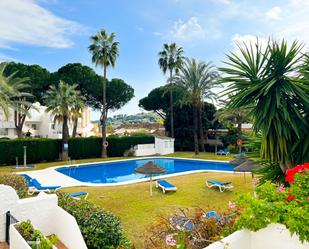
left=235, top=163, right=309, bottom=242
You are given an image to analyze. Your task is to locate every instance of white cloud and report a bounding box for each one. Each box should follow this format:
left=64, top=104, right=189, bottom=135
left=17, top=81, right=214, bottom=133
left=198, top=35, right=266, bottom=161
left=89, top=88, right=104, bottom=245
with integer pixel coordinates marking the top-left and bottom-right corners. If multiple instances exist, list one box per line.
left=265, top=6, right=282, bottom=21
left=171, top=17, right=206, bottom=41
left=231, top=34, right=268, bottom=57
left=213, top=0, right=231, bottom=5
left=0, top=0, right=83, bottom=49
left=168, top=17, right=221, bottom=42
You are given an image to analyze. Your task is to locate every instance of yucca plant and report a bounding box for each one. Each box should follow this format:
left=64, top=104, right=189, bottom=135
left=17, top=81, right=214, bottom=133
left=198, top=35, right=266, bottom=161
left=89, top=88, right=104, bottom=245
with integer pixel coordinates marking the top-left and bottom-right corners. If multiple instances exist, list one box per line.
left=220, top=39, right=309, bottom=172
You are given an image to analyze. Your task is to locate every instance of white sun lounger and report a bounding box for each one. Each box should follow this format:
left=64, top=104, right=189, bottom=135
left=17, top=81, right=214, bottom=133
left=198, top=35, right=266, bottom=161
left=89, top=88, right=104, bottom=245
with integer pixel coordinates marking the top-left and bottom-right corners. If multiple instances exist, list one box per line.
left=206, top=180, right=234, bottom=192
left=156, top=180, right=177, bottom=193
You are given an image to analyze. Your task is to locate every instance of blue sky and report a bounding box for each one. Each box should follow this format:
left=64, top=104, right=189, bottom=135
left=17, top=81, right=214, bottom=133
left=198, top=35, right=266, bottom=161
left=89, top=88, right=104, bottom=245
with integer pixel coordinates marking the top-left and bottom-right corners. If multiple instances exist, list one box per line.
left=0, top=0, right=308, bottom=120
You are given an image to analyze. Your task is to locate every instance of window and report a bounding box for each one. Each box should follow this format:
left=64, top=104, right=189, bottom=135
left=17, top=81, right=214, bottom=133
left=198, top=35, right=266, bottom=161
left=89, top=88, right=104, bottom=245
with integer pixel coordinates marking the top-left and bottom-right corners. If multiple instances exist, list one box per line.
left=31, top=124, right=37, bottom=130
left=0, top=128, right=8, bottom=135
left=51, top=124, right=55, bottom=130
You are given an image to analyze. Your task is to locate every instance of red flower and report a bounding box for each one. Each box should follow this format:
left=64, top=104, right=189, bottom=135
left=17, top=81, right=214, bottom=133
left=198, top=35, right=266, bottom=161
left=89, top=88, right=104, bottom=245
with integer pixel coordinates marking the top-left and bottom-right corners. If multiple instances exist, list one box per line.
left=285, top=163, right=309, bottom=183
left=287, top=195, right=295, bottom=201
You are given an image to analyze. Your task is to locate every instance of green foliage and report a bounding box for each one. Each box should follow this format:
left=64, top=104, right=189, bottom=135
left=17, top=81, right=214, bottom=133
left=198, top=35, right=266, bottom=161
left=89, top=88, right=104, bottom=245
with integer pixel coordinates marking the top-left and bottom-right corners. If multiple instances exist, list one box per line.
left=0, top=173, right=28, bottom=198
left=4, top=62, right=50, bottom=103
left=235, top=171, right=309, bottom=242
left=18, top=220, right=56, bottom=249
left=221, top=128, right=238, bottom=147
left=0, top=138, right=60, bottom=165
left=0, top=135, right=154, bottom=165
left=165, top=103, right=221, bottom=151
left=123, top=149, right=135, bottom=157
left=57, top=192, right=129, bottom=249
left=139, top=84, right=189, bottom=119
left=255, top=162, right=286, bottom=184
left=220, top=39, right=309, bottom=170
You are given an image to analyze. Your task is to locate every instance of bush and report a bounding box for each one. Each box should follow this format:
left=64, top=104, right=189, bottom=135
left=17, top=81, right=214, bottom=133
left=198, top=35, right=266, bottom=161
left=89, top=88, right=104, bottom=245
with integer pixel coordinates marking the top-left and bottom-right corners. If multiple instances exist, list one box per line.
left=235, top=164, right=309, bottom=242
left=0, top=173, right=28, bottom=198
left=17, top=220, right=57, bottom=249
left=0, top=135, right=154, bottom=165
left=57, top=192, right=130, bottom=249
left=123, top=149, right=135, bottom=157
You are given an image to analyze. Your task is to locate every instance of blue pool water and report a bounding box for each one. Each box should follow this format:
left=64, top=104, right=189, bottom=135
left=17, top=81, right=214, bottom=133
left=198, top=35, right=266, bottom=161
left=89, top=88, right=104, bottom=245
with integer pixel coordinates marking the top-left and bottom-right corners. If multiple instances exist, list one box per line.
left=56, top=158, right=234, bottom=184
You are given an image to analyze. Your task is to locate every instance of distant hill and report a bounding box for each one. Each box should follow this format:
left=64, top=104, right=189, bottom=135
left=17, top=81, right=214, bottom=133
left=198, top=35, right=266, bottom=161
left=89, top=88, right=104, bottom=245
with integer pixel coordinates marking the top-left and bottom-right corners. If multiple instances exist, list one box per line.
left=92, top=112, right=162, bottom=126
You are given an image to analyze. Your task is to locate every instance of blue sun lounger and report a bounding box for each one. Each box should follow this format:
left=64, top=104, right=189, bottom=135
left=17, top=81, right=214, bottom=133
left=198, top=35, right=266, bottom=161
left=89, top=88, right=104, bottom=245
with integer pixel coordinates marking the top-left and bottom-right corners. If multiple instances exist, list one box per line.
left=28, top=178, right=61, bottom=195
left=156, top=180, right=177, bottom=193
left=170, top=215, right=195, bottom=231
left=206, top=180, right=234, bottom=192
left=216, top=149, right=230, bottom=155
left=68, top=192, right=88, bottom=200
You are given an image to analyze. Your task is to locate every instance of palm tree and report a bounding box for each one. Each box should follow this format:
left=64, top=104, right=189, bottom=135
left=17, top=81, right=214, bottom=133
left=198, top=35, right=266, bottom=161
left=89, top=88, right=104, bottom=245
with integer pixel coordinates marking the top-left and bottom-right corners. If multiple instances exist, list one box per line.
left=220, top=39, right=308, bottom=171
left=158, top=43, right=184, bottom=138
left=43, top=81, right=80, bottom=160
left=0, top=63, right=30, bottom=121
left=71, top=95, right=86, bottom=138
left=89, top=29, right=119, bottom=158
left=175, top=58, right=219, bottom=154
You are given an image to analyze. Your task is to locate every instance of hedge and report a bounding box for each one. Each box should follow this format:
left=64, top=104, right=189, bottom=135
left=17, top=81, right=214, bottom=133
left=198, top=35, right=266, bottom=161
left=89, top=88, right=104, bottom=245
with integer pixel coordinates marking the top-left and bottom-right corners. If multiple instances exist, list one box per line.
left=0, top=135, right=154, bottom=165
left=0, top=138, right=61, bottom=165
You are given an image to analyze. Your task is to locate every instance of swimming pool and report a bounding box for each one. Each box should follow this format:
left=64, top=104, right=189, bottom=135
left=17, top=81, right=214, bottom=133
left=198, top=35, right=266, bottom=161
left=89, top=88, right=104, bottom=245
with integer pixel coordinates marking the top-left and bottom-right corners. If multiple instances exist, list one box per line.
left=56, top=158, right=234, bottom=184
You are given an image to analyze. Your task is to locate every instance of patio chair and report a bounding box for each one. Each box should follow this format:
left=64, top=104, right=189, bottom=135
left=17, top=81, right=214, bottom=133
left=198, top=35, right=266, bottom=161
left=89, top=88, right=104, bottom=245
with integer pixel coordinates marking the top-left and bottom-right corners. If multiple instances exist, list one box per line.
left=206, top=179, right=234, bottom=192
left=216, top=149, right=230, bottom=155
left=28, top=178, right=61, bottom=195
left=68, top=191, right=88, bottom=200
left=156, top=180, right=177, bottom=193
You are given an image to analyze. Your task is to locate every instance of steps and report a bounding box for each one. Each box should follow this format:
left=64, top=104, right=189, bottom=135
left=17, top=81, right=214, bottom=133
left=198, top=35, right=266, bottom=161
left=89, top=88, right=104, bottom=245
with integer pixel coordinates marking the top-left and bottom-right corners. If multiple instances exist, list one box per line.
left=0, top=242, right=9, bottom=249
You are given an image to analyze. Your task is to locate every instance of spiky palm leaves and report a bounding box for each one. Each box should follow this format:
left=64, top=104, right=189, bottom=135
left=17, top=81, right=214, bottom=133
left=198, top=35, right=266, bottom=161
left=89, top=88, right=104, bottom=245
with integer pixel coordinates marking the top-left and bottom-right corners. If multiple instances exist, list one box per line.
left=0, top=63, right=31, bottom=119
left=89, top=29, right=119, bottom=158
left=220, top=39, right=309, bottom=171
left=158, top=43, right=184, bottom=138
left=175, top=58, right=219, bottom=154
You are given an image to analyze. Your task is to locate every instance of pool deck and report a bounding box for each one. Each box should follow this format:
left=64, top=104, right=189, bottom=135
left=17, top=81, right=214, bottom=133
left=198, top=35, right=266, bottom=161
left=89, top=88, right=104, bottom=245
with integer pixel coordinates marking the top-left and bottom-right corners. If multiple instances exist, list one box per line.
left=17, top=157, right=239, bottom=188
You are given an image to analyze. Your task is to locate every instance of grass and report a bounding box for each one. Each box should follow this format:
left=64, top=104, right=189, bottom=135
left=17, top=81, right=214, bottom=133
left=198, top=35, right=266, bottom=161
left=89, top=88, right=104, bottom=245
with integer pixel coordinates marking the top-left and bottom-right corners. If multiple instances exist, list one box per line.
left=63, top=172, right=252, bottom=247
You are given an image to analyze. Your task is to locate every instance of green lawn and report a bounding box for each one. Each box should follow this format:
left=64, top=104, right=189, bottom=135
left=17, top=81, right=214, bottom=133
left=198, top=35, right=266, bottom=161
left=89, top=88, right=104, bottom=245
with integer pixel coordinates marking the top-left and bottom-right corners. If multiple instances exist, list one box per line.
left=63, top=172, right=252, bottom=247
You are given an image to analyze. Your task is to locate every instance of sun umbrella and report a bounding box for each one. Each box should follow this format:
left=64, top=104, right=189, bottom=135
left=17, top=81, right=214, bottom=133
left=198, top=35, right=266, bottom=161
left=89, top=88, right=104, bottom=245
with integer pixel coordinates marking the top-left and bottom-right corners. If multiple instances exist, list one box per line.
left=234, top=159, right=261, bottom=183
left=135, top=161, right=166, bottom=196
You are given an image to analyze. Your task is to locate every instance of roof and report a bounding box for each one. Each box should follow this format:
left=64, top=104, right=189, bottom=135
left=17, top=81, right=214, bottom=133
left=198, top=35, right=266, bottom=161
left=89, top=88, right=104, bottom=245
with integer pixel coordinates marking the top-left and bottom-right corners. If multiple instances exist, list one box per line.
left=234, top=159, right=261, bottom=172
left=134, top=161, right=166, bottom=175
left=155, top=135, right=174, bottom=140
left=229, top=157, right=248, bottom=166
left=205, top=139, right=223, bottom=146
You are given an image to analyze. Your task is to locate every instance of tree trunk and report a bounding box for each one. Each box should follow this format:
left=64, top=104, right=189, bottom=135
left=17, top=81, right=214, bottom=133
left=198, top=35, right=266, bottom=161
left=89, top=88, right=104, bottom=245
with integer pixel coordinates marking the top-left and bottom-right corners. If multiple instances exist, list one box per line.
left=169, top=69, right=174, bottom=138
left=193, top=102, right=199, bottom=155
left=101, top=66, right=108, bottom=158
left=198, top=106, right=205, bottom=152
left=14, top=110, right=27, bottom=138
left=72, top=117, right=78, bottom=138
left=237, top=122, right=242, bottom=154
left=62, top=115, right=69, bottom=161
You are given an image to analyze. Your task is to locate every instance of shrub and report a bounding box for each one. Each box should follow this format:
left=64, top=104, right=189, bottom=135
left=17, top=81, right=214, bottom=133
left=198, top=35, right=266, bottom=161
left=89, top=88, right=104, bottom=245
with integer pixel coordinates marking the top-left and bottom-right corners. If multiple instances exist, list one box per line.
left=17, top=220, right=57, bottom=249
left=0, top=138, right=61, bottom=165
left=235, top=164, right=309, bottom=242
left=0, top=135, right=154, bottom=165
left=0, top=173, right=28, bottom=198
left=57, top=192, right=130, bottom=249
left=123, top=149, right=135, bottom=157
left=145, top=208, right=238, bottom=248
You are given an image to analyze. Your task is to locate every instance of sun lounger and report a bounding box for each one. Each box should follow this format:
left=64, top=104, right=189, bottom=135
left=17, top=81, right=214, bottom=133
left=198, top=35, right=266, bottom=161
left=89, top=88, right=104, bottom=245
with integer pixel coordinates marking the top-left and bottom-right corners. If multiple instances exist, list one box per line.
left=206, top=179, right=234, bottom=192
left=68, top=191, right=88, bottom=200
left=216, top=149, right=230, bottom=155
left=170, top=215, right=195, bottom=231
left=28, top=178, right=61, bottom=195
left=156, top=180, right=177, bottom=193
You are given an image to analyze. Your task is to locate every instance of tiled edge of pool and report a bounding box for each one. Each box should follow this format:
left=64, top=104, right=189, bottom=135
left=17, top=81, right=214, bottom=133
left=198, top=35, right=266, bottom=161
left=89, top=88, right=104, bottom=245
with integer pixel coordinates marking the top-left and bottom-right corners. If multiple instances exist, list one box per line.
left=17, top=157, right=240, bottom=188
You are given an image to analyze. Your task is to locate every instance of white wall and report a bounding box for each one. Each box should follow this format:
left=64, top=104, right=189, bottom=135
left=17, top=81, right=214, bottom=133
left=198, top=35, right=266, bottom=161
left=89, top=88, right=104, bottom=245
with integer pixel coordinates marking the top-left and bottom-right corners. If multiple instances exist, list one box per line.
left=155, top=137, right=174, bottom=155
left=204, top=224, right=309, bottom=249
left=9, top=225, right=32, bottom=249
left=134, top=144, right=156, bottom=156
left=0, top=185, right=87, bottom=249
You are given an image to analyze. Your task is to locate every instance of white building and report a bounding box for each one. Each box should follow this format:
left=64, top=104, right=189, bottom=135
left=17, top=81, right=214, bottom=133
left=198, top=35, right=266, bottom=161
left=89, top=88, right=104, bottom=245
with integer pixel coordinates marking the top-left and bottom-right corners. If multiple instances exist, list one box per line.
left=0, top=103, right=93, bottom=139
left=134, top=136, right=175, bottom=156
